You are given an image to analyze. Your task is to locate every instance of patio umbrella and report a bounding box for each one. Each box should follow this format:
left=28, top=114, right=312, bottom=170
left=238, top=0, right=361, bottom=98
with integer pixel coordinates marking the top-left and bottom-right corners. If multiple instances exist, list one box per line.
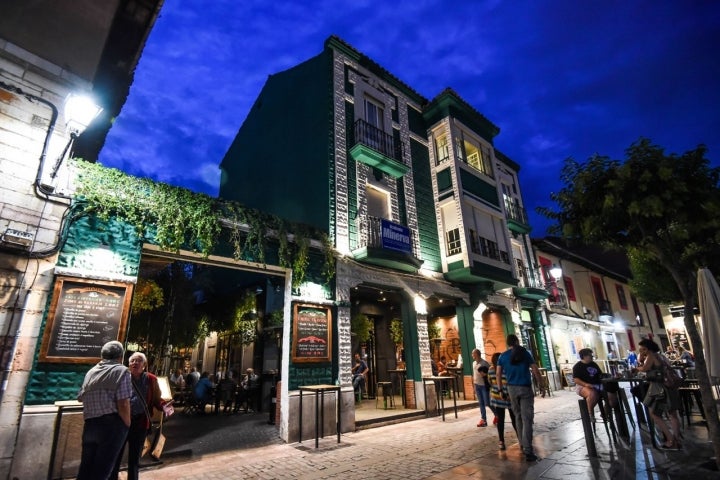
left=697, top=268, right=720, bottom=378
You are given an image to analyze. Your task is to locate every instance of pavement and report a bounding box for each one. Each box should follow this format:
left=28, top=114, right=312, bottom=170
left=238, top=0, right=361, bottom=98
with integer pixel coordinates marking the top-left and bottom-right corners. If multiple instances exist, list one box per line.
left=133, top=388, right=718, bottom=480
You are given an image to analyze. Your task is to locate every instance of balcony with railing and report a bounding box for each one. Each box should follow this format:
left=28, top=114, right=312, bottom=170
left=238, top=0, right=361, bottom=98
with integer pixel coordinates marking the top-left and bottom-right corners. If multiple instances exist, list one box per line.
left=349, top=119, right=409, bottom=179
left=444, top=229, right=516, bottom=288
left=352, top=215, right=422, bottom=273
left=512, top=262, right=550, bottom=301
left=504, top=197, right=530, bottom=235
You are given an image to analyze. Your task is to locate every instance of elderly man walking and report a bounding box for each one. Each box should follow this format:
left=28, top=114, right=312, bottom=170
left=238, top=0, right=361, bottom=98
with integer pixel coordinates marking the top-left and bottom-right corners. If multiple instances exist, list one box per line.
left=76, top=341, right=132, bottom=480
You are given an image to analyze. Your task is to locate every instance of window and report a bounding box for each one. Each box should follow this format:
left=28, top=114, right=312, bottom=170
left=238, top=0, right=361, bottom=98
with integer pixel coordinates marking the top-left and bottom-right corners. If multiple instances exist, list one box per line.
left=364, top=96, right=384, bottom=130
left=631, top=295, right=642, bottom=325
left=654, top=304, right=665, bottom=329
left=446, top=228, right=461, bottom=256
left=615, top=284, right=628, bottom=309
left=461, top=137, right=492, bottom=176
left=563, top=276, right=576, bottom=301
left=435, top=134, right=449, bottom=164
left=366, top=185, right=390, bottom=219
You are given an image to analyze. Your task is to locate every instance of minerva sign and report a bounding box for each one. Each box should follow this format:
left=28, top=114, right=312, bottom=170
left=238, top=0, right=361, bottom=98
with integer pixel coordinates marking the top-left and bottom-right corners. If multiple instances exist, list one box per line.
left=381, top=219, right=411, bottom=254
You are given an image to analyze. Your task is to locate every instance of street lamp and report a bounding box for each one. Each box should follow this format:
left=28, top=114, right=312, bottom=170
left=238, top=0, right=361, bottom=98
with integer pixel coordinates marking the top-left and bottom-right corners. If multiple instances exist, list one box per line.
left=64, top=93, right=103, bottom=135
left=549, top=264, right=563, bottom=281
left=49, top=93, right=102, bottom=179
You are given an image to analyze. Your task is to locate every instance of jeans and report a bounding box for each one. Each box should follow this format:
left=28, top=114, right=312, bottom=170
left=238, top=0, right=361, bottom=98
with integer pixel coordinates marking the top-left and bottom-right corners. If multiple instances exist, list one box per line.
left=474, top=383, right=492, bottom=421
left=507, top=384, right=535, bottom=455
left=77, top=413, right=129, bottom=480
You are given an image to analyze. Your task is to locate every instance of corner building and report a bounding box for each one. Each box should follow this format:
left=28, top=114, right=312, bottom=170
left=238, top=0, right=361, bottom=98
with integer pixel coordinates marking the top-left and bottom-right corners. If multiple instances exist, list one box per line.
left=220, top=36, right=554, bottom=435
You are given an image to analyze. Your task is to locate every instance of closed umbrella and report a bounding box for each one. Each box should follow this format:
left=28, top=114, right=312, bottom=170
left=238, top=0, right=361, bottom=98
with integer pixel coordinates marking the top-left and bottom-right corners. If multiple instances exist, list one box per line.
left=698, top=268, right=720, bottom=378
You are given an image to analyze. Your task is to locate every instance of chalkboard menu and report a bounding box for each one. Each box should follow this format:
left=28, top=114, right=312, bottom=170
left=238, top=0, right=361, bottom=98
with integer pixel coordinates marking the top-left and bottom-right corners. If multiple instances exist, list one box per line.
left=39, top=277, right=133, bottom=364
left=291, top=304, right=332, bottom=363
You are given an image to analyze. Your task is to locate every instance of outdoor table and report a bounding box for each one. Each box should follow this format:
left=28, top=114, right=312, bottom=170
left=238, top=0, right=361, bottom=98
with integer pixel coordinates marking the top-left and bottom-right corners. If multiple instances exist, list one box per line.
left=387, top=369, right=407, bottom=407
left=445, top=367, right=464, bottom=399
left=601, top=377, right=632, bottom=438
left=298, top=384, right=341, bottom=448
left=422, top=376, right=457, bottom=421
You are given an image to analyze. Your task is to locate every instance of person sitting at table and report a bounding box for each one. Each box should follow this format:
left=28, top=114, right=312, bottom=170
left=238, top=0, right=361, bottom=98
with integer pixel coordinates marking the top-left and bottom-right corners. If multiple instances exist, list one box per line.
left=193, top=371, right=215, bottom=414
left=677, top=346, right=695, bottom=367
left=573, top=348, right=617, bottom=420
left=352, top=353, right=368, bottom=395
left=665, top=345, right=677, bottom=361
left=437, top=356, right=448, bottom=376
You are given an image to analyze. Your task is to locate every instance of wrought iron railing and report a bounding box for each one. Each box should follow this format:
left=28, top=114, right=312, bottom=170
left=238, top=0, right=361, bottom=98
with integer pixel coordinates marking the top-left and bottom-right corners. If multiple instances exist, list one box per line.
left=355, top=216, right=415, bottom=253
left=504, top=197, right=528, bottom=225
left=353, top=119, right=402, bottom=162
left=468, top=230, right=510, bottom=265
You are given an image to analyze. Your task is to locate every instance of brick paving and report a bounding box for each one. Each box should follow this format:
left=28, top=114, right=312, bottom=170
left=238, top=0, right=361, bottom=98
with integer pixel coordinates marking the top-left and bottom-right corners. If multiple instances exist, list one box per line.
left=135, top=389, right=716, bottom=480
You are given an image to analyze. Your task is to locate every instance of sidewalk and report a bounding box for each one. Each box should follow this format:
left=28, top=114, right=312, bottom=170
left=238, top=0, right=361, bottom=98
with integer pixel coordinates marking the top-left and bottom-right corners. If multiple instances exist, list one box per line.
left=138, top=389, right=717, bottom=480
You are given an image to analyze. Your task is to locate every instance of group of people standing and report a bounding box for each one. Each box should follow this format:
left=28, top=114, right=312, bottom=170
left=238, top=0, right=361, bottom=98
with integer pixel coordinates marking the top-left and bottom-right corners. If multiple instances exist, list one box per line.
left=76, top=341, right=167, bottom=480
left=76, top=340, right=262, bottom=480
left=472, top=334, right=543, bottom=462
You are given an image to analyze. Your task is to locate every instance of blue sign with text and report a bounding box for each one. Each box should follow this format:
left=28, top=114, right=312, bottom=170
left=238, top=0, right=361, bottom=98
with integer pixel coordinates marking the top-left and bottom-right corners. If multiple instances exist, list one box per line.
left=381, top=219, right=411, bottom=253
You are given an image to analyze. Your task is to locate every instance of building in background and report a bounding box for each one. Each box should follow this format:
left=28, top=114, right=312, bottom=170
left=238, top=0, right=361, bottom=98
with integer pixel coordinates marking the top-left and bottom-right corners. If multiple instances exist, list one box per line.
left=0, top=1, right=163, bottom=477
left=220, top=36, right=552, bottom=423
left=532, top=237, right=666, bottom=383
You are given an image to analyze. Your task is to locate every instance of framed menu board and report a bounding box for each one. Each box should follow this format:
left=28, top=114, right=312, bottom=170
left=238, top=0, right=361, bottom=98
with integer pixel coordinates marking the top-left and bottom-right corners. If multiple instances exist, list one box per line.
left=291, top=304, right=332, bottom=363
left=39, top=277, right=133, bottom=364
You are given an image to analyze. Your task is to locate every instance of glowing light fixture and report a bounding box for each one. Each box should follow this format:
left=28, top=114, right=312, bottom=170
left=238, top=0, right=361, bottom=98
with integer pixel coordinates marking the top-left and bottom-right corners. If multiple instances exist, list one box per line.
left=549, top=264, right=563, bottom=280
left=64, top=93, right=102, bottom=135
left=414, top=294, right=427, bottom=314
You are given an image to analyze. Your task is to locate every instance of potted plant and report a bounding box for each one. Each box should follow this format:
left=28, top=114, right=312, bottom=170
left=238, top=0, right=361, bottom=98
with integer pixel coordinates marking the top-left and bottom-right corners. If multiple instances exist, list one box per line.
left=351, top=313, right=373, bottom=343
left=390, top=317, right=404, bottom=367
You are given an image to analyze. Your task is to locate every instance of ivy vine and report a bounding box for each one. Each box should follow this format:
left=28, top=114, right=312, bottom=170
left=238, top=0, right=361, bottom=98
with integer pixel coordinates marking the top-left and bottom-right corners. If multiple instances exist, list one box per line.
left=71, top=160, right=336, bottom=286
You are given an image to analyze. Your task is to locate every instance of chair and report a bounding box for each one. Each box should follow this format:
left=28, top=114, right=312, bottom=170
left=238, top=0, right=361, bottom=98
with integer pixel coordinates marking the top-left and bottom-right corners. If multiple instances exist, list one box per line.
left=376, top=381, right=395, bottom=409
left=536, top=369, right=552, bottom=398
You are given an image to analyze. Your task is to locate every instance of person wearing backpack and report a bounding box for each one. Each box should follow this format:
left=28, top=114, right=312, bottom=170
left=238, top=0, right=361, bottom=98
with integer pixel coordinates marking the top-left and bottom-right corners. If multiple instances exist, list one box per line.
left=635, top=338, right=682, bottom=449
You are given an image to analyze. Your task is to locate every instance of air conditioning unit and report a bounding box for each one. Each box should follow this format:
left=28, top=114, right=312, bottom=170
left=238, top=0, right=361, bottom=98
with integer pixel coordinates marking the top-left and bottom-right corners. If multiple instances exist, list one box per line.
left=1, top=229, right=34, bottom=248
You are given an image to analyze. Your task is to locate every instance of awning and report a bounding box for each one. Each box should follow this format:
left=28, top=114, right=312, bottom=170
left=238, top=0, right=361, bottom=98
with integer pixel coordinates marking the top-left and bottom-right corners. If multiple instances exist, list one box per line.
left=549, top=313, right=602, bottom=328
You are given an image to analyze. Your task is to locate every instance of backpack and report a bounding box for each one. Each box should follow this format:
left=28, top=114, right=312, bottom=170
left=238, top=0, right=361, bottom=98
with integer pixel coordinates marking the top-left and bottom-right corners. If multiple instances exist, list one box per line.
left=661, top=357, right=684, bottom=389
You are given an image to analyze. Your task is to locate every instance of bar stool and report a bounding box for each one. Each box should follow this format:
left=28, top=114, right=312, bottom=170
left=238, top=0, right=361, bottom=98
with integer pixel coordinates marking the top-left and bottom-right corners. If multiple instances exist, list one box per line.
left=376, top=381, right=395, bottom=409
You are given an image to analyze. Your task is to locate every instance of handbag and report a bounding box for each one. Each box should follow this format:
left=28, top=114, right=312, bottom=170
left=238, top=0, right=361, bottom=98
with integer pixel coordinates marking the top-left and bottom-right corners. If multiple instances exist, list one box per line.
left=150, top=411, right=166, bottom=460
left=642, top=380, right=665, bottom=407
left=142, top=435, right=152, bottom=457
left=661, top=357, right=684, bottom=389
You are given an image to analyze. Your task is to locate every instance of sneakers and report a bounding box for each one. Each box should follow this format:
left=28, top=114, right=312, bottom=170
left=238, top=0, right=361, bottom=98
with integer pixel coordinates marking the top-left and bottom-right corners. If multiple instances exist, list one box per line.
left=493, top=416, right=498, bottom=425
left=525, top=453, right=539, bottom=462
left=498, top=441, right=506, bottom=450
left=477, top=419, right=487, bottom=427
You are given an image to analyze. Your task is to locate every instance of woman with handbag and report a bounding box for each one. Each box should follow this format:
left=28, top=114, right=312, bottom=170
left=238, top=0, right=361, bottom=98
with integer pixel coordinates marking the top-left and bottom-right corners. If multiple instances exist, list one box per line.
left=634, top=338, right=682, bottom=450
left=111, top=352, right=166, bottom=480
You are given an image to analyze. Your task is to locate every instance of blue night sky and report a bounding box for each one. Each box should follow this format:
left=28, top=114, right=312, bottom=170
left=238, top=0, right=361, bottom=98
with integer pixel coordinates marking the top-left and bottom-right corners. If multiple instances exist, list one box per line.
left=98, top=1, right=720, bottom=235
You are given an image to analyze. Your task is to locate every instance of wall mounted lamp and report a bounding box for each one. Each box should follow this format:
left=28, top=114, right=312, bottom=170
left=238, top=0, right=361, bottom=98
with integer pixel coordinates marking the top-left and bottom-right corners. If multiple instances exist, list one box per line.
left=549, top=264, right=563, bottom=280
left=49, top=93, right=102, bottom=179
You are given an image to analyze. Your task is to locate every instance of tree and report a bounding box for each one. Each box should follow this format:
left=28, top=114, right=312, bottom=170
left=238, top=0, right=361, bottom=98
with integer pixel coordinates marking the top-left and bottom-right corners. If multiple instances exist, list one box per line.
left=538, top=138, right=720, bottom=466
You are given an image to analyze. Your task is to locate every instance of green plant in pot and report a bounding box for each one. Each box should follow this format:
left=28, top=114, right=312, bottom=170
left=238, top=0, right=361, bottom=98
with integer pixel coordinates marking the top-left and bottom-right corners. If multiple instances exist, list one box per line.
left=389, top=318, right=403, bottom=346
left=427, top=320, right=441, bottom=341
left=351, top=313, right=372, bottom=343
left=390, top=317, right=405, bottom=368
